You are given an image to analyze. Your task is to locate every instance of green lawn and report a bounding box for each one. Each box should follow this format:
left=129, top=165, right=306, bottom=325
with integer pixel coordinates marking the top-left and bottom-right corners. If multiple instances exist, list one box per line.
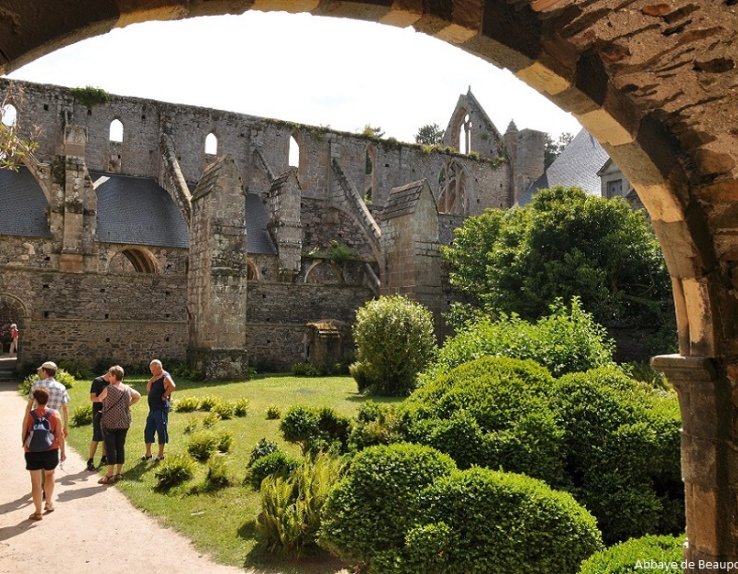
left=64, top=373, right=391, bottom=573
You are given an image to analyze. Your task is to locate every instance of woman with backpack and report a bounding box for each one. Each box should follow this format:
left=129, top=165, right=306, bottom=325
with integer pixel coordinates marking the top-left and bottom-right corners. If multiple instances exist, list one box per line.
left=22, top=387, right=65, bottom=520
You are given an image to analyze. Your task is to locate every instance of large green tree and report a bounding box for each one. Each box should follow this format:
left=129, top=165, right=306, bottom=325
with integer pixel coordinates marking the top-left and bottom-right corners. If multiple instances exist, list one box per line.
left=414, top=123, right=445, bottom=145
left=442, top=186, right=674, bottom=338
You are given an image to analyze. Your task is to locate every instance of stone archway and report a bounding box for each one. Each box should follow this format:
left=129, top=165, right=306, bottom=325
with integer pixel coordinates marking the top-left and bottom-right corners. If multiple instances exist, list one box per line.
left=2, top=2, right=738, bottom=569
left=0, top=294, right=29, bottom=358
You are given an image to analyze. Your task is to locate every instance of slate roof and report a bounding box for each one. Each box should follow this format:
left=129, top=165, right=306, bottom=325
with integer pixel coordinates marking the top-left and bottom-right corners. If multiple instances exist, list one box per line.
left=383, top=180, right=427, bottom=219
left=246, top=192, right=277, bottom=255
left=92, top=172, right=190, bottom=248
left=0, top=167, right=51, bottom=237
left=520, top=128, right=609, bottom=205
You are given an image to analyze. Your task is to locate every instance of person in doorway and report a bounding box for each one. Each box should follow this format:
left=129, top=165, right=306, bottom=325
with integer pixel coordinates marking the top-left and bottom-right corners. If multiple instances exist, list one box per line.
left=8, top=323, right=18, bottom=354
left=26, top=361, right=69, bottom=438
left=97, top=365, right=140, bottom=484
left=22, top=387, right=65, bottom=520
left=141, top=359, right=175, bottom=462
left=86, top=368, right=112, bottom=471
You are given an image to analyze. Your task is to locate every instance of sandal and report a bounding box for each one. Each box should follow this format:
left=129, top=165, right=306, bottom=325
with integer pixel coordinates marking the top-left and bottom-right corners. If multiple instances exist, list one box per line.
left=44, top=505, right=55, bottom=514
left=155, top=455, right=165, bottom=462
left=98, top=475, right=115, bottom=485
left=114, top=473, right=123, bottom=482
left=140, top=454, right=152, bottom=461
left=28, top=512, right=43, bottom=521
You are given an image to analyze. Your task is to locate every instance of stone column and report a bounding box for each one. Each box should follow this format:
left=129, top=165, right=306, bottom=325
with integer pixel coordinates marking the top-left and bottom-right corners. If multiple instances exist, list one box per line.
left=652, top=354, right=738, bottom=573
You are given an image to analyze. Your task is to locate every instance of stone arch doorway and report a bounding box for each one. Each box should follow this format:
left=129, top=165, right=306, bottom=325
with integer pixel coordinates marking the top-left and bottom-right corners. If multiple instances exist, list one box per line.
left=2, top=1, right=738, bottom=568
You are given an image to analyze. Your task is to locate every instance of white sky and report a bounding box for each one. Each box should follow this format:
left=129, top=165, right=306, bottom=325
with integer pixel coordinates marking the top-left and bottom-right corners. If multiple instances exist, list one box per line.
left=6, top=11, right=582, bottom=144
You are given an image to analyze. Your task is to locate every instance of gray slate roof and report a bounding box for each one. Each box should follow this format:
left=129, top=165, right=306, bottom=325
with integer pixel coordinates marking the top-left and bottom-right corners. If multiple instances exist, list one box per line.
left=520, top=128, right=609, bottom=205
left=0, top=167, right=51, bottom=237
left=92, top=172, right=190, bottom=248
left=246, top=192, right=277, bottom=255
left=383, top=180, right=427, bottom=219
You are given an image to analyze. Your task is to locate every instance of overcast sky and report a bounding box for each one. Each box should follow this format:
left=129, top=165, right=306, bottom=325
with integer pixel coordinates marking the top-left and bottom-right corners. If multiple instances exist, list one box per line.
left=6, top=11, right=582, bottom=144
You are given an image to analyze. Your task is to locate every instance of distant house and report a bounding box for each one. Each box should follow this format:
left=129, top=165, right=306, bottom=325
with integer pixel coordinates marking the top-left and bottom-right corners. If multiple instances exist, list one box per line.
left=519, top=129, right=643, bottom=210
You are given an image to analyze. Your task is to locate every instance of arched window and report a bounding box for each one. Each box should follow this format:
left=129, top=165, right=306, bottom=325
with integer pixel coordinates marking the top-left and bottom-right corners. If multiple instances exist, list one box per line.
left=437, top=160, right=466, bottom=215
left=108, top=248, right=159, bottom=274
left=459, top=114, right=472, bottom=154
left=289, top=134, right=300, bottom=168
left=205, top=132, right=218, bottom=155
left=109, top=119, right=123, bottom=142
left=247, top=258, right=259, bottom=281
left=1, top=104, right=17, bottom=127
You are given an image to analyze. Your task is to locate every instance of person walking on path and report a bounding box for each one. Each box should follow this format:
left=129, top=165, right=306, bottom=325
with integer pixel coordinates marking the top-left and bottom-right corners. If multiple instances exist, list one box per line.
left=97, top=365, right=140, bottom=484
left=8, top=323, right=18, bottom=354
left=142, top=359, right=175, bottom=462
left=21, top=387, right=65, bottom=520
left=87, top=368, right=112, bottom=471
left=25, top=361, right=69, bottom=438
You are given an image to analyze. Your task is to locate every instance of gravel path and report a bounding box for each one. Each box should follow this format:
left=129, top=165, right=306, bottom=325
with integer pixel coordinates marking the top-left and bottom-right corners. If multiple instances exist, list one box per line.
left=0, top=380, right=249, bottom=574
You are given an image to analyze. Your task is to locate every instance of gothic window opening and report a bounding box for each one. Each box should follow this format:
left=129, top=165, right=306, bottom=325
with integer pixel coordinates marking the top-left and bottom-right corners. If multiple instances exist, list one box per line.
left=364, top=145, right=376, bottom=204
left=438, top=161, right=466, bottom=215
left=109, top=119, right=123, bottom=142
left=289, top=134, right=300, bottom=168
left=247, top=258, right=259, bottom=281
left=1, top=104, right=17, bottom=127
left=459, top=114, right=472, bottom=154
left=205, top=132, right=218, bottom=155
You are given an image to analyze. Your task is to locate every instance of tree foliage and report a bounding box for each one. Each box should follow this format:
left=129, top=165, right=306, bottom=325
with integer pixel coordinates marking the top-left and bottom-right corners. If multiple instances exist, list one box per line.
left=544, top=131, right=573, bottom=168
left=442, top=186, right=675, bottom=340
left=1, top=93, right=38, bottom=171
left=414, top=123, right=445, bottom=145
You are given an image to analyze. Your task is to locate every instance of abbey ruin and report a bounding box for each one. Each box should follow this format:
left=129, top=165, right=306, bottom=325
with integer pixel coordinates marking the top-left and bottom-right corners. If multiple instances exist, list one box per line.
left=0, top=78, right=544, bottom=378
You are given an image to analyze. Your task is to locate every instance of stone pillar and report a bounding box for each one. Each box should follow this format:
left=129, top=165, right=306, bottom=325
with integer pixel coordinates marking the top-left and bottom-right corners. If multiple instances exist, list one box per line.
left=187, top=155, right=249, bottom=379
left=651, top=354, right=738, bottom=573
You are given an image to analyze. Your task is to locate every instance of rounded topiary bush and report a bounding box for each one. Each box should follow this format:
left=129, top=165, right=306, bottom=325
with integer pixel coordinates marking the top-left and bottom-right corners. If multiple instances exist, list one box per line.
left=318, top=443, right=456, bottom=568
left=382, top=467, right=603, bottom=574
left=404, top=356, right=566, bottom=485
left=280, top=405, right=351, bottom=455
left=247, top=451, right=300, bottom=490
left=578, top=534, right=685, bottom=574
left=351, top=295, right=436, bottom=396
left=553, top=367, right=683, bottom=544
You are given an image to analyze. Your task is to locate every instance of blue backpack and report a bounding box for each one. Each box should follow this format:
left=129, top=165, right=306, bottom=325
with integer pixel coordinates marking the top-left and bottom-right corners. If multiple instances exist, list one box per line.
left=25, top=410, right=55, bottom=452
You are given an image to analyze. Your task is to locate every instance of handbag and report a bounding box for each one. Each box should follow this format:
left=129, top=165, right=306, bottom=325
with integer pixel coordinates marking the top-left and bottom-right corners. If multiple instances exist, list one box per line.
left=100, top=388, right=128, bottom=431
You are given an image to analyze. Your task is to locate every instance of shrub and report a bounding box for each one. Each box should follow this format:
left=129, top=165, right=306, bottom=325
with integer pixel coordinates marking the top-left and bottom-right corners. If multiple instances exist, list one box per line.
left=292, top=362, right=321, bottom=377
left=256, top=452, right=345, bottom=557
left=187, top=430, right=219, bottom=462
left=318, top=443, right=456, bottom=568
left=203, top=455, right=231, bottom=490
left=202, top=412, right=220, bottom=428
left=232, top=398, right=249, bottom=417
left=280, top=405, right=351, bottom=455
left=198, top=395, right=220, bottom=412
left=247, top=451, right=300, bottom=490
left=380, top=468, right=603, bottom=574
left=249, top=438, right=280, bottom=466
left=578, top=534, right=685, bottom=574
left=211, top=401, right=235, bottom=420
left=71, top=403, right=93, bottom=426
left=174, top=396, right=200, bottom=413
left=404, top=357, right=565, bottom=485
left=183, top=420, right=199, bottom=435
left=422, top=297, right=615, bottom=382
left=215, top=430, right=233, bottom=453
left=154, top=454, right=196, bottom=491
left=265, top=405, right=281, bottom=420
left=351, top=295, right=436, bottom=396
left=348, top=402, right=406, bottom=451
left=59, top=359, right=92, bottom=380
left=553, top=367, right=683, bottom=544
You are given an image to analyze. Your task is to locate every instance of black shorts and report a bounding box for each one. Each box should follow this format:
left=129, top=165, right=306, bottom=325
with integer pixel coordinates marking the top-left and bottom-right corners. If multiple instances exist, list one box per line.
left=92, top=411, right=104, bottom=442
left=25, top=449, right=59, bottom=471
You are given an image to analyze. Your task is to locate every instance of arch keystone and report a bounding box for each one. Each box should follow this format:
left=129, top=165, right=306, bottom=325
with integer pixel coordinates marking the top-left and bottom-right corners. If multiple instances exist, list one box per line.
left=252, top=0, right=320, bottom=12
left=116, top=5, right=188, bottom=28
left=576, top=108, right=633, bottom=147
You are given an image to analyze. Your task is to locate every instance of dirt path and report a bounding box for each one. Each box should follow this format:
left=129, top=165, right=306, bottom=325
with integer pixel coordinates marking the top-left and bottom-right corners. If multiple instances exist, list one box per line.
left=0, top=381, right=249, bottom=574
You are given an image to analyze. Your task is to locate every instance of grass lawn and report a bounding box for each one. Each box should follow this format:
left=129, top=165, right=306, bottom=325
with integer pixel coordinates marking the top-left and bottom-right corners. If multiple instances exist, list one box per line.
left=63, top=373, right=394, bottom=573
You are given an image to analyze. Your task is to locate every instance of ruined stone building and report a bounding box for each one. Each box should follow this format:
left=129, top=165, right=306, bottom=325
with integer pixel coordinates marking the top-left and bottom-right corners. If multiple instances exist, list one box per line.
left=0, top=79, right=544, bottom=378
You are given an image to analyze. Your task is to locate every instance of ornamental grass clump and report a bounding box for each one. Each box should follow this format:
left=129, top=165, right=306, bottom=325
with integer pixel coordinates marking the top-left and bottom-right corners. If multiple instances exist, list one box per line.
left=154, top=454, right=196, bottom=491
left=187, top=430, right=219, bottom=462
left=71, top=403, right=93, bottom=426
